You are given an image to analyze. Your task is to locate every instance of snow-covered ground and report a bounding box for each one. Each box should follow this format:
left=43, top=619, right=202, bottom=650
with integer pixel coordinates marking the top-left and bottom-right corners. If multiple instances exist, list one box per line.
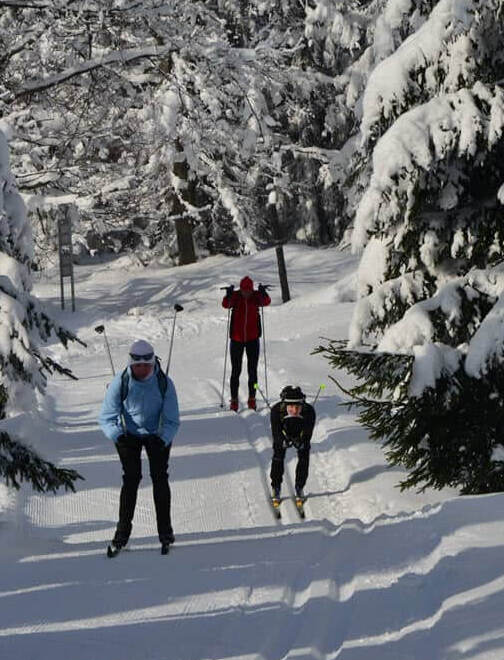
left=1, top=245, right=504, bottom=660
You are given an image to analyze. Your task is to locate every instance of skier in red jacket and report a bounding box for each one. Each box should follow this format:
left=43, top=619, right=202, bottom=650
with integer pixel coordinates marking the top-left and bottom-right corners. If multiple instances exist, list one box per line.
left=222, top=276, right=271, bottom=411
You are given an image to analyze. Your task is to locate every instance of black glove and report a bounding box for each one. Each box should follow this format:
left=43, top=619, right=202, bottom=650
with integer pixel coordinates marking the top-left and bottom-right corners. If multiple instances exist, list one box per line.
left=258, top=284, right=266, bottom=296
left=226, top=285, right=234, bottom=298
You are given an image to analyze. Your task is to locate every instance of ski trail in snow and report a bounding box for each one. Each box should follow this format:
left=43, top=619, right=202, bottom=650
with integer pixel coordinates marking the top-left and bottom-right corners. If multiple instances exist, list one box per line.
left=3, top=248, right=492, bottom=660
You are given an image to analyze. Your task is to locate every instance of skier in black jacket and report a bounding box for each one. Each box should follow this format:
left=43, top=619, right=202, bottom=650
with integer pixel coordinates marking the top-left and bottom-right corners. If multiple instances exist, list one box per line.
left=270, top=385, right=316, bottom=500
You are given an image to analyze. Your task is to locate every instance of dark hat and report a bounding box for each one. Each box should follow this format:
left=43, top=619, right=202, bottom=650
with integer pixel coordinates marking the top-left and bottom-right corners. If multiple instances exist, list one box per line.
left=240, top=276, right=253, bottom=291
left=280, top=385, right=305, bottom=403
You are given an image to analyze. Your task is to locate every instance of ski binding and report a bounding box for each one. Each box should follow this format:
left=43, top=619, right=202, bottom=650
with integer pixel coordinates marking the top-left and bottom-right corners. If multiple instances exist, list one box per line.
left=270, top=497, right=282, bottom=519
left=295, top=497, right=306, bottom=519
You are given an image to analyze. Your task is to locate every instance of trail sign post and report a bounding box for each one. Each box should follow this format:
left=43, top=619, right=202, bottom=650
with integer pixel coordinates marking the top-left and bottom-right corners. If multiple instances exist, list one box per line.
left=276, top=244, right=291, bottom=303
left=58, top=206, right=76, bottom=311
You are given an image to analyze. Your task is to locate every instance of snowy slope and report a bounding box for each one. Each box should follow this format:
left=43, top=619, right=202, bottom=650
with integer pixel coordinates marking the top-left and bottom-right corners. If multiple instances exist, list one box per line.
left=1, top=245, right=504, bottom=660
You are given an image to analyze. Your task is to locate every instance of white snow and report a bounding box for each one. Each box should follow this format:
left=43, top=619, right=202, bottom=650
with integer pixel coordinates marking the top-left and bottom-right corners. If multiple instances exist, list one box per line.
left=1, top=245, right=504, bottom=659
left=353, top=85, right=500, bottom=253
left=465, top=291, right=504, bottom=377
left=361, top=0, right=476, bottom=139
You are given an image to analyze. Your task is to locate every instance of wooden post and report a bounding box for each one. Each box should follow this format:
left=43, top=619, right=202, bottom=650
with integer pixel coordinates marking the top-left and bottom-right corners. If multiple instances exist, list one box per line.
left=58, top=206, right=76, bottom=311
left=276, top=245, right=290, bottom=303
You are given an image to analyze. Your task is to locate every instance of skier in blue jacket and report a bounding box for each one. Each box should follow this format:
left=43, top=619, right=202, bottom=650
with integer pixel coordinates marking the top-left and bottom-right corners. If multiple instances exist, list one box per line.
left=99, top=339, right=180, bottom=554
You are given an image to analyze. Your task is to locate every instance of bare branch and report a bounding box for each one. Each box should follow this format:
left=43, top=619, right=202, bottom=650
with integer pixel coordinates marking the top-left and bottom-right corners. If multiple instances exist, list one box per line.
left=13, top=43, right=178, bottom=99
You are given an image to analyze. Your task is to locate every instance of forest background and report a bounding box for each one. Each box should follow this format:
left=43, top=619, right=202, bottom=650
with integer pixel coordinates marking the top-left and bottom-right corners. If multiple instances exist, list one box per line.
left=2, top=0, right=504, bottom=496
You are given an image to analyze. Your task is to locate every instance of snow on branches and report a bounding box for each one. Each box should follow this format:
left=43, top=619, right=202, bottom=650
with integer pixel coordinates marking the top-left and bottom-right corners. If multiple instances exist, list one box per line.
left=319, top=0, right=504, bottom=494
left=0, top=125, right=82, bottom=492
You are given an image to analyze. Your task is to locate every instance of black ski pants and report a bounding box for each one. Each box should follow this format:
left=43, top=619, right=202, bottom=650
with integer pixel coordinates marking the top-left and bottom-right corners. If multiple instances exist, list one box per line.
left=230, top=338, right=260, bottom=399
left=114, top=434, right=173, bottom=545
left=270, top=440, right=310, bottom=492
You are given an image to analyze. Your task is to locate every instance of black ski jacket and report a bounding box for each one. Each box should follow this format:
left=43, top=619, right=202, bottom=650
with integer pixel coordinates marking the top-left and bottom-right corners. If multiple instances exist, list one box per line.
left=270, top=401, right=316, bottom=449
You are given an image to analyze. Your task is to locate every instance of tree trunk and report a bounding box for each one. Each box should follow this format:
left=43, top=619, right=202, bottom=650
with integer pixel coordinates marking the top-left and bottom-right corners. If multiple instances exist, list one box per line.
left=175, top=216, right=196, bottom=265
left=171, top=142, right=197, bottom=265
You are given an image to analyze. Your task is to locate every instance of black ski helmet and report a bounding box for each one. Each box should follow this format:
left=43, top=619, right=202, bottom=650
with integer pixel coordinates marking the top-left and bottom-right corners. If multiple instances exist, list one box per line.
left=280, top=385, right=305, bottom=403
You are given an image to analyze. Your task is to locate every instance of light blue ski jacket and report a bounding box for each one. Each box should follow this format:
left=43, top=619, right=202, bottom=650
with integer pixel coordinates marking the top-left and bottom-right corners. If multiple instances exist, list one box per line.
left=99, top=366, right=180, bottom=446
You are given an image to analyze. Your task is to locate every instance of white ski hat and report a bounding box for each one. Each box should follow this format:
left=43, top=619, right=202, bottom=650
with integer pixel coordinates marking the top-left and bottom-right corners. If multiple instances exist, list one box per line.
left=129, top=339, right=155, bottom=364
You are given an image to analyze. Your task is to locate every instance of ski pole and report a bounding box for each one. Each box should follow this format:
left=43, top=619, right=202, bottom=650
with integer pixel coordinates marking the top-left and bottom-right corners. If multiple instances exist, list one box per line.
left=254, top=383, right=271, bottom=409
left=258, top=283, right=272, bottom=402
left=312, top=383, right=326, bottom=406
left=166, top=303, right=184, bottom=376
left=95, top=325, right=115, bottom=376
left=260, top=304, right=269, bottom=401
left=220, top=307, right=231, bottom=408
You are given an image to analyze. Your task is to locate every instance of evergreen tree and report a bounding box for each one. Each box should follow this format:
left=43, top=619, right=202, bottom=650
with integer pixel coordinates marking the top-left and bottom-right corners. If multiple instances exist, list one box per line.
left=0, top=126, right=82, bottom=493
left=316, top=0, right=504, bottom=494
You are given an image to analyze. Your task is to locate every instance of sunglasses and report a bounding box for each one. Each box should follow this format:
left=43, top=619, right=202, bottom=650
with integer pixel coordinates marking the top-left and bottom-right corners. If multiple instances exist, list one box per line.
left=130, top=352, right=154, bottom=362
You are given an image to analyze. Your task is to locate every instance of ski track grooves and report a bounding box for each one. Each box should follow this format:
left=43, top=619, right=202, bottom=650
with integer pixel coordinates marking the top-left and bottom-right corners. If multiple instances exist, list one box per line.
left=228, top=384, right=349, bottom=660
left=201, top=376, right=337, bottom=658
left=5, top=362, right=452, bottom=660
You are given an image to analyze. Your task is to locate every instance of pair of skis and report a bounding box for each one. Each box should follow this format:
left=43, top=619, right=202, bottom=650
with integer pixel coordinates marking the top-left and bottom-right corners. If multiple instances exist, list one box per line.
left=271, top=494, right=306, bottom=519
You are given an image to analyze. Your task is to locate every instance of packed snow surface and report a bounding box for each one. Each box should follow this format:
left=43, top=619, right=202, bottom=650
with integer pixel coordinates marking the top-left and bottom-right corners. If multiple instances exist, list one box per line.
left=1, top=245, right=503, bottom=660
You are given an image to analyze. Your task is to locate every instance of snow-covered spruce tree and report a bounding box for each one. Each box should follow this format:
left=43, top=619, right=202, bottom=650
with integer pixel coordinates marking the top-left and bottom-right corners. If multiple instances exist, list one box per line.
left=320, top=0, right=443, bottom=236
left=0, top=126, right=82, bottom=493
left=316, top=0, right=504, bottom=495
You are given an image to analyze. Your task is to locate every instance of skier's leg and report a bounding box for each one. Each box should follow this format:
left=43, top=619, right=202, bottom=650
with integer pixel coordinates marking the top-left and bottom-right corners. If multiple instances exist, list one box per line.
left=245, top=339, right=260, bottom=399
left=145, top=436, right=173, bottom=544
left=295, top=443, right=311, bottom=491
left=114, top=435, right=142, bottom=545
left=230, top=340, right=245, bottom=400
left=270, top=442, right=286, bottom=492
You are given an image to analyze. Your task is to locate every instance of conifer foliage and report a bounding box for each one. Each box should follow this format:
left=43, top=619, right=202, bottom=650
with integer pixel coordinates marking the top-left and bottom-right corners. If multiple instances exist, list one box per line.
left=317, top=0, right=504, bottom=495
left=0, top=126, right=82, bottom=492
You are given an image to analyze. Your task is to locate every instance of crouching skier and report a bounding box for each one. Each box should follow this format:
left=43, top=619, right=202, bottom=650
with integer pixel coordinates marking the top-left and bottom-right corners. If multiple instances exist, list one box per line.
left=99, top=339, right=180, bottom=556
left=270, top=386, right=316, bottom=518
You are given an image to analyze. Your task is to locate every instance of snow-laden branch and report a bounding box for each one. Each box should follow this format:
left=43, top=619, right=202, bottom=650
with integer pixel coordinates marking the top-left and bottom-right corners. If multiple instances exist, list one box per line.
left=14, top=44, right=177, bottom=98
left=361, top=0, right=476, bottom=139
left=0, top=0, right=143, bottom=11
left=0, top=1, right=48, bottom=7
left=353, top=84, right=504, bottom=252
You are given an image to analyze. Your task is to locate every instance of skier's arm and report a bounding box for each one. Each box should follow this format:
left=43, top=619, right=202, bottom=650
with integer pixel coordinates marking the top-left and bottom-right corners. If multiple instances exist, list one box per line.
left=159, top=377, right=180, bottom=446
left=222, top=290, right=237, bottom=309
left=255, top=289, right=271, bottom=307
left=270, top=403, right=283, bottom=446
left=302, top=405, right=316, bottom=443
left=98, top=375, right=124, bottom=442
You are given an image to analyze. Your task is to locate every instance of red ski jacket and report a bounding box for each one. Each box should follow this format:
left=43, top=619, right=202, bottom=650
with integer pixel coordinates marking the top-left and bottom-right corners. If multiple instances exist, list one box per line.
left=222, top=290, right=271, bottom=342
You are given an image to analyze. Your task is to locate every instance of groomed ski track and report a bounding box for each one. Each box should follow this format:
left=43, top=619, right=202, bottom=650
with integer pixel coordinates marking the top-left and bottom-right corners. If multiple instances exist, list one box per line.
left=1, top=246, right=503, bottom=660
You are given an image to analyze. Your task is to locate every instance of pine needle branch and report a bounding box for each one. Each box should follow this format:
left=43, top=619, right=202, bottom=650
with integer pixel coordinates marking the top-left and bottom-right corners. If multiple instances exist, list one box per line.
left=0, top=432, right=84, bottom=493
